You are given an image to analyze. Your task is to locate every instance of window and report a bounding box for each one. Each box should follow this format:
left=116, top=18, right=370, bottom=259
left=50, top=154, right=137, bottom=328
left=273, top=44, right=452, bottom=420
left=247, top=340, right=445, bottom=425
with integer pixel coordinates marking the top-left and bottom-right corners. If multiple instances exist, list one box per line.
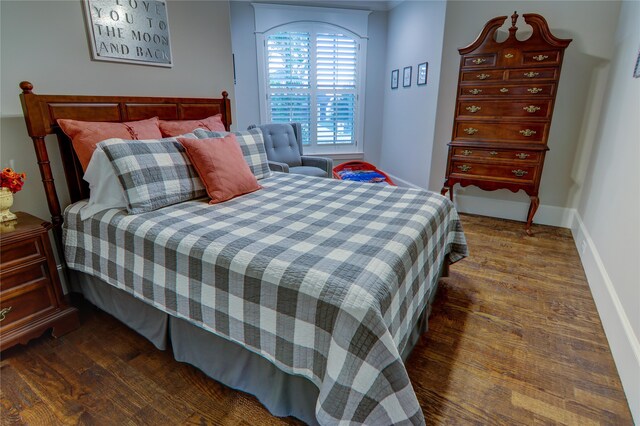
left=257, top=19, right=367, bottom=155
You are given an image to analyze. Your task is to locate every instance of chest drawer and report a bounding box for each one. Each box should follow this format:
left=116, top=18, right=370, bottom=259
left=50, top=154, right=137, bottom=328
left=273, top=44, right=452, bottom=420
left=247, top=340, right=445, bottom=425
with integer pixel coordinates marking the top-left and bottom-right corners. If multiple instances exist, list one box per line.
left=0, top=236, right=46, bottom=270
left=506, top=68, right=558, bottom=81
left=450, top=160, right=537, bottom=183
left=459, top=83, right=556, bottom=98
left=454, top=122, right=548, bottom=143
left=522, top=50, right=560, bottom=66
left=460, top=70, right=504, bottom=82
left=461, top=53, right=497, bottom=68
left=0, top=283, right=56, bottom=330
left=452, top=148, right=541, bottom=162
left=458, top=100, right=551, bottom=119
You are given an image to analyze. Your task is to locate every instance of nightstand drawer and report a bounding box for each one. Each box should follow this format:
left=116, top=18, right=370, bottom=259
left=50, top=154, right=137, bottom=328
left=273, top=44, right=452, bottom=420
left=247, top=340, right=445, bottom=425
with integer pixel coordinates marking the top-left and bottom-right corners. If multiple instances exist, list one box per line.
left=0, top=260, right=49, bottom=293
left=0, top=236, right=45, bottom=270
left=0, top=284, right=55, bottom=330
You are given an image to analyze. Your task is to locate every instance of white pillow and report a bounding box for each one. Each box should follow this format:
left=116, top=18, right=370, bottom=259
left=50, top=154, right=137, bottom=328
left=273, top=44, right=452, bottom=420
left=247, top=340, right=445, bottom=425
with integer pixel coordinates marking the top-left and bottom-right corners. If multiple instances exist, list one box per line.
left=79, top=140, right=127, bottom=220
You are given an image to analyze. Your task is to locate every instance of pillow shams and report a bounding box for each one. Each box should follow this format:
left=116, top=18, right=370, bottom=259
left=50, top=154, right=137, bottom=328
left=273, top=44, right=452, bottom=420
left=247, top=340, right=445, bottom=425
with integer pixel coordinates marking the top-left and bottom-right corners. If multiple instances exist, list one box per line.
left=159, top=115, right=225, bottom=137
left=193, top=128, right=272, bottom=180
left=99, top=134, right=205, bottom=214
left=57, top=117, right=162, bottom=172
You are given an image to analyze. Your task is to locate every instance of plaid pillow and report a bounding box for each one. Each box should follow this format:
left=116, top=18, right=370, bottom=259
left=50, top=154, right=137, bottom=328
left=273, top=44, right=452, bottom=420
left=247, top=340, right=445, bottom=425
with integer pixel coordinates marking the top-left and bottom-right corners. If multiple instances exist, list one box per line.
left=193, top=128, right=272, bottom=180
left=99, top=135, right=206, bottom=214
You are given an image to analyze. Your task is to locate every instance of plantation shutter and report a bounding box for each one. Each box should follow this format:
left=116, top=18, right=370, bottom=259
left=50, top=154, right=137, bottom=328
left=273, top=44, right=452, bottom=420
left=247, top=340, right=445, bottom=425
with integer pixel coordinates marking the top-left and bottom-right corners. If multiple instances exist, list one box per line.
left=266, top=32, right=312, bottom=144
left=316, top=33, right=357, bottom=145
left=265, top=29, right=359, bottom=149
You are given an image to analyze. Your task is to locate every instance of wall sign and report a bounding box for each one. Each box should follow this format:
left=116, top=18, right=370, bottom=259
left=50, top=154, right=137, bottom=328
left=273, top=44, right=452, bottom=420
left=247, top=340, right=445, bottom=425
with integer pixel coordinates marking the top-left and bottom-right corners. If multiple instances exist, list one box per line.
left=84, top=0, right=173, bottom=67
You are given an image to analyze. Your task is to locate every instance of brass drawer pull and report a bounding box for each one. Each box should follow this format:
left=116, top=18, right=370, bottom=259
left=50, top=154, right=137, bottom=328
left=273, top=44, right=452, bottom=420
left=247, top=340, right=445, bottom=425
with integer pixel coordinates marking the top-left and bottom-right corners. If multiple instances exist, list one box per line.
left=463, top=127, right=479, bottom=135
left=512, top=169, right=528, bottom=177
left=500, top=88, right=509, bottom=93
left=466, top=106, right=481, bottom=113
left=461, top=150, right=473, bottom=156
left=458, top=165, right=472, bottom=172
left=468, top=89, right=483, bottom=95
left=476, top=73, right=491, bottom=80
left=472, top=58, right=486, bottom=65
left=523, top=105, right=541, bottom=113
left=532, top=54, right=549, bottom=62
left=524, top=72, right=539, bottom=78
left=515, top=153, right=530, bottom=159
left=0, top=307, right=12, bottom=322
left=519, top=129, right=537, bottom=137
left=527, top=87, right=543, bottom=94
left=489, top=151, right=499, bottom=156
left=504, top=53, right=514, bottom=59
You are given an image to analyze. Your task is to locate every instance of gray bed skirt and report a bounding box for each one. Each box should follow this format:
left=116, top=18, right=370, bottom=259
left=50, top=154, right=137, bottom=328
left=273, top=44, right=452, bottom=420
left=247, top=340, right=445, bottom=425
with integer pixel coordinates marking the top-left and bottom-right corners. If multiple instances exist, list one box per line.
left=70, top=270, right=440, bottom=425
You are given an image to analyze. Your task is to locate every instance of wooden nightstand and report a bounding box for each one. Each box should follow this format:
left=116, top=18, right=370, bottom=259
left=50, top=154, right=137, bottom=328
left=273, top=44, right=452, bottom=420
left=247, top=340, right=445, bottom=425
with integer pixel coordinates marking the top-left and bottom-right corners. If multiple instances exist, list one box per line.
left=0, top=212, right=79, bottom=351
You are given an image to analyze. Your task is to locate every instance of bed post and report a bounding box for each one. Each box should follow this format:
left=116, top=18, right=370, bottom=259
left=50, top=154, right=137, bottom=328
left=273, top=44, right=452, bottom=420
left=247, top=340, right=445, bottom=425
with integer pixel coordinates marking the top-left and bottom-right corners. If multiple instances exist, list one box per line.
left=19, top=82, right=66, bottom=258
left=222, top=91, right=232, bottom=131
left=19, top=82, right=63, bottom=227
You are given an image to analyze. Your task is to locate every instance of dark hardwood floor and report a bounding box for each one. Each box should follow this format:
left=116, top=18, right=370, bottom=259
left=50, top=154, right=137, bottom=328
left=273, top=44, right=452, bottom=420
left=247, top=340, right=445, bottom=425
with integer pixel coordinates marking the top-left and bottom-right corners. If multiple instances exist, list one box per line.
left=0, top=214, right=633, bottom=425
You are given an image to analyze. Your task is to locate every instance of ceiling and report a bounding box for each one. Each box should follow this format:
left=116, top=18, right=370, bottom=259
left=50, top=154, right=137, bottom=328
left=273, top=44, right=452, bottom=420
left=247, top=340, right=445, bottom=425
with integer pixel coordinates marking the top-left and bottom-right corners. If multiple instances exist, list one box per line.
left=240, top=0, right=403, bottom=11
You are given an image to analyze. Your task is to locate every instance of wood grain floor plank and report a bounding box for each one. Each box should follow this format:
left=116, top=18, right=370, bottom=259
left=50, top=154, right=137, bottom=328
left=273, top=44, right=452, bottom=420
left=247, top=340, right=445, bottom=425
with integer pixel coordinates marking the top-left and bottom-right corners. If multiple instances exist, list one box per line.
left=0, top=214, right=632, bottom=424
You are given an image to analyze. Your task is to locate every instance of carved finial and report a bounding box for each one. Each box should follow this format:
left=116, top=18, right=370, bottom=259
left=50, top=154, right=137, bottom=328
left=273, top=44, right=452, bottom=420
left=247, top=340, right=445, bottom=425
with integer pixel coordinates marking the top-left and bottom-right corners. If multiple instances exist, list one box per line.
left=508, top=11, right=519, bottom=36
left=20, top=81, right=34, bottom=94
left=222, top=91, right=228, bottom=99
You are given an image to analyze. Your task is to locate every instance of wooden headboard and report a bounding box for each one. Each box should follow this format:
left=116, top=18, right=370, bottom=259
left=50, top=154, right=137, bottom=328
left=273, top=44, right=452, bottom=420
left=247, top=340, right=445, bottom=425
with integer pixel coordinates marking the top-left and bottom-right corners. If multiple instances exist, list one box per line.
left=19, top=81, right=232, bottom=232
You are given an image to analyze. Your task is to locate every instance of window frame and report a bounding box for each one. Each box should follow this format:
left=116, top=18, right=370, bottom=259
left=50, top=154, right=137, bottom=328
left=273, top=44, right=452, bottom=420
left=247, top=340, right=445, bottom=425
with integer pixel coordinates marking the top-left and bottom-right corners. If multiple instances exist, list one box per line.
left=256, top=21, right=368, bottom=155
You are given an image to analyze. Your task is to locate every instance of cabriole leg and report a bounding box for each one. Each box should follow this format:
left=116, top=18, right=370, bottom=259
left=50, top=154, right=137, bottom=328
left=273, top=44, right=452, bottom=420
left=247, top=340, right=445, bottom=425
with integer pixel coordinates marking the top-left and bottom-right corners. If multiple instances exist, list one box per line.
left=525, top=195, right=540, bottom=236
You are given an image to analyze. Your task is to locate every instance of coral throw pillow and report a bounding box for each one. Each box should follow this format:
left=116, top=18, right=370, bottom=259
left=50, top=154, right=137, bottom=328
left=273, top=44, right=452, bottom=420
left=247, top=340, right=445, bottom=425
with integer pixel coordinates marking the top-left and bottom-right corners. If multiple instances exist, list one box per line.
left=177, top=135, right=261, bottom=204
left=57, top=117, right=162, bottom=171
left=159, top=114, right=226, bottom=137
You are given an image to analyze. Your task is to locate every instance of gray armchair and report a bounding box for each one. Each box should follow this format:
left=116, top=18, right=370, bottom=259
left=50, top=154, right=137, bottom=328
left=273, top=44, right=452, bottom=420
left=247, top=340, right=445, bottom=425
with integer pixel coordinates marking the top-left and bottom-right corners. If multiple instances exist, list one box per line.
left=248, top=123, right=333, bottom=178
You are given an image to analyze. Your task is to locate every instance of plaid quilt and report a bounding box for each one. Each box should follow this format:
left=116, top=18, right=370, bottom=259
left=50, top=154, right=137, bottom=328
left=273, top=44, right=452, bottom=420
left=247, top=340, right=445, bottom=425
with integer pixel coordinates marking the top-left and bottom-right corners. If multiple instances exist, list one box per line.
left=64, top=173, right=468, bottom=425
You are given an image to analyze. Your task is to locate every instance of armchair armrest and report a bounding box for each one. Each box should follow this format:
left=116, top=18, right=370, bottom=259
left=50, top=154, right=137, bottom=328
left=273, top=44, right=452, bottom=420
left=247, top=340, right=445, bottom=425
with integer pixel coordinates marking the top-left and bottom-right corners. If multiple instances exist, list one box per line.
left=301, top=156, right=333, bottom=177
left=268, top=160, right=290, bottom=173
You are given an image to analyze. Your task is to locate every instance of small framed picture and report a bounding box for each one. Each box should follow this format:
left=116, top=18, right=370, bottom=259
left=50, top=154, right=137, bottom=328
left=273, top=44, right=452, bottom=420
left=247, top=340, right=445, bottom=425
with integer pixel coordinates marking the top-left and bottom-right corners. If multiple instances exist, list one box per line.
left=391, top=69, right=399, bottom=89
left=403, top=66, right=412, bottom=87
left=417, top=62, right=428, bottom=85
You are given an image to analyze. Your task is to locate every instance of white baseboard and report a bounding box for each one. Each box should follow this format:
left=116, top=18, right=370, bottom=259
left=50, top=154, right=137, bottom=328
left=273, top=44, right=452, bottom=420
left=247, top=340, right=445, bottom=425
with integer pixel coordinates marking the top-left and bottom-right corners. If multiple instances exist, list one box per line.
left=387, top=176, right=574, bottom=229
left=386, top=173, right=423, bottom=190
left=453, top=194, right=575, bottom=228
left=570, top=210, right=639, bottom=423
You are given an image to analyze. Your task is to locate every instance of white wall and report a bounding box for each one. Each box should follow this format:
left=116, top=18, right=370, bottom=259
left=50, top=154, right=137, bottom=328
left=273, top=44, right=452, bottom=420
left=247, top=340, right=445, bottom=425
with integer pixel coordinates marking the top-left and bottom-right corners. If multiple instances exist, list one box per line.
left=571, top=1, right=640, bottom=421
left=378, top=0, right=446, bottom=188
left=0, top=0, right=235, bottom=221
left=427, top=1, right=621, bottom=224
left=228, top=1, right=387, bottom=162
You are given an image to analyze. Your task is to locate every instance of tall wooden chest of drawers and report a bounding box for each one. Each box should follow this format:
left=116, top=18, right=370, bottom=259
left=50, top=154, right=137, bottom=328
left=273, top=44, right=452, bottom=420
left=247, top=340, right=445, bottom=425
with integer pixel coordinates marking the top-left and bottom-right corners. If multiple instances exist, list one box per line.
left=0, top=212, right=79, bottom=351
left=440, top=12, right=571, bottom=234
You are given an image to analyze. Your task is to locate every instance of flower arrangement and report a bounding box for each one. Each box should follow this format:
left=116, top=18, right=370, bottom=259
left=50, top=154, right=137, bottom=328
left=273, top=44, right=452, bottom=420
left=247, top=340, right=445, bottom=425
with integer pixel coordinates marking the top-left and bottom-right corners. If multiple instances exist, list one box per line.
left=0, top=168, right=26, bottom=193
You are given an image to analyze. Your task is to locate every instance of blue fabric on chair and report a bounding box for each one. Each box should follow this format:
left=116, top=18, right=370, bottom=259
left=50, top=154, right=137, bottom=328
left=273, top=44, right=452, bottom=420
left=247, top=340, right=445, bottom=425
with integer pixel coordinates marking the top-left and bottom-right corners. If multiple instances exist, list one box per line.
left=248, top=123, right=333, bottom=178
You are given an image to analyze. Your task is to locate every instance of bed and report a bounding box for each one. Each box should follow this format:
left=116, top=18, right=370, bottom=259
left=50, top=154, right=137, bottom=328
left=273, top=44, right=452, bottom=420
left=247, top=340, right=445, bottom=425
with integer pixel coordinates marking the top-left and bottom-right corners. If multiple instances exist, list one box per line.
left=19, top=81, right=468, bottom=425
